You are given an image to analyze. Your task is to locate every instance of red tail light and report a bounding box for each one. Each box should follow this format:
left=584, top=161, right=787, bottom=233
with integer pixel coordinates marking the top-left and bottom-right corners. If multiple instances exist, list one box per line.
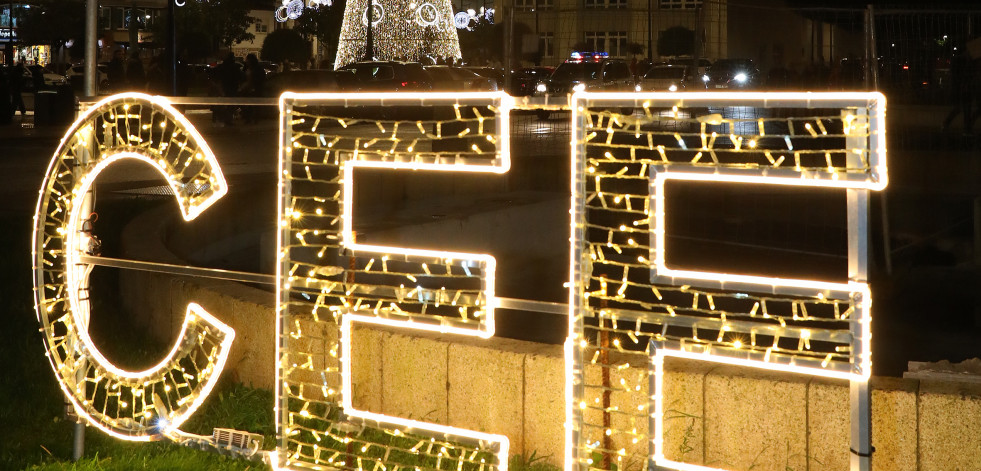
left=401, top=81, right=409, bottom=87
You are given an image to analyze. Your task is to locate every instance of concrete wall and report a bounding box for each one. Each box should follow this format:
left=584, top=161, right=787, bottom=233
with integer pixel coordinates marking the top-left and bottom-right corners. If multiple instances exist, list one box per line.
left=118, top=260, right=981, bottom=469
left=119, top=205, right=981, bottom=471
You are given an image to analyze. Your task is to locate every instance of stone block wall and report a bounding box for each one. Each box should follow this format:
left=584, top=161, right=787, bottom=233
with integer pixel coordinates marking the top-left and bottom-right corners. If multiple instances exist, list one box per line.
left=118, top=206, right=981, bottom=471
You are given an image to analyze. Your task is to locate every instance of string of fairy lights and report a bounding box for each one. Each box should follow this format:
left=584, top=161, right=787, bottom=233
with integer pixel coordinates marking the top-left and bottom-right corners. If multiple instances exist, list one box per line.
left=567, top=93, right=885, bottom=471
left=31, top=94, right=234, bottom=441
left=277, top=93, right=510, bottom=471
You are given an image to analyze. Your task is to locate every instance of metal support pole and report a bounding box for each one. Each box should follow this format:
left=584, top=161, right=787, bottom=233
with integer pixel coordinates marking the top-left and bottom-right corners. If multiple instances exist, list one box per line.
left=83, top=0, right=97, bottom=96
left=504, top=0, right=514, bottom=92
left=364, top=0, right=374, bottom=61
left=72, top=389, right=85, bottom=461
left=534, top=0, right=539, bottom=66
left=849, top=380, right=872, bottom=471
left=846, top=97, right=872, bottom=469
left=168, top=0, right=177, bottom=96
left=647, top=342, right=660, bottom=471
left=70, top=103, right=100, bottom=462
left=646, top=0, right=652, bottom=62
left=865, top=4, right=891, bottom=276
left=847, top=188, right=872, bottom=471
left=275, top=100, right=294, bottom=464
left=975, top=197, right=981, bottom=267
left=71, top=2, right=99, bottom=459
left=5, top=2, right=13, bottom=65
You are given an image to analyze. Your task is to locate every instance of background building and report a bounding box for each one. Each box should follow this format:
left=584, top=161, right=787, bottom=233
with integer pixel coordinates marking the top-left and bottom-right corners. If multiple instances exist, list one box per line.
left=506, top=0, right=865, bottom=75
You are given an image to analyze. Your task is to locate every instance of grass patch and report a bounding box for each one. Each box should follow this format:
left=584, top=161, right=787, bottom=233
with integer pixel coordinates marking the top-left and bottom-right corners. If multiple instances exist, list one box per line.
left=2, top=198, right=555, bottom=471
left=0, top=207, right=274, bottom=470
left=510, top=452, right=560, bottom=471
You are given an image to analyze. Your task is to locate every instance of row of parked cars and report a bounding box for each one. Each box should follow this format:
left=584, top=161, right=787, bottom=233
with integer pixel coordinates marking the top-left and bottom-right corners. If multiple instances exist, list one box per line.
left=527, top=53, right=760, bottom=97
left=263, top=62, right=503, bottom=95
left=261, top=56, right=760, bottom=97
left=52, top=54, right=761, bottom=96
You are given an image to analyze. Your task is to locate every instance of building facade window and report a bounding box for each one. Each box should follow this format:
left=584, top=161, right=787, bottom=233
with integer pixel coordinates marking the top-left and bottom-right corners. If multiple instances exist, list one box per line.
left=255, top=19, right=268, bottom=33
left=98, top=6, right=110, bottom=29
left=541, top=32, right=554, bottom=58
left=515, top=0, right=554, bottom=12
left=585, top=0, right=627, bottom=9
left=659, top=0, right=701, bottom=9
left=585, top=31, right=628, bottom=57
left=112, top=7, right=124, bottom=30
left=98, top=8, right=155, bottom=31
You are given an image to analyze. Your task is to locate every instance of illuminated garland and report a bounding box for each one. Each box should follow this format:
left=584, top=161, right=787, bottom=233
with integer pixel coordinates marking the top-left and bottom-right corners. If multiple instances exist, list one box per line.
left=278, top=0, right=335, bottom=22
left=276, top=92, right=512, bottom=471
left=31, top=93, right=234, bottom=441
left=565, top=92, right=886, bottom=471
left=334, top=0, right=462, bottom=68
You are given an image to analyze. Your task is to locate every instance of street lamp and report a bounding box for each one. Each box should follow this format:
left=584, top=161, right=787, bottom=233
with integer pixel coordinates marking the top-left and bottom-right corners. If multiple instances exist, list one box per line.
left=169, top=0, right=177, bottom=95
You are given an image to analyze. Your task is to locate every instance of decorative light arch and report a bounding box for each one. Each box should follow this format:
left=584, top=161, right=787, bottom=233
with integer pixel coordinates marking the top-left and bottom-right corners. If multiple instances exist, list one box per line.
left=32, top=93, right=233, bottom=440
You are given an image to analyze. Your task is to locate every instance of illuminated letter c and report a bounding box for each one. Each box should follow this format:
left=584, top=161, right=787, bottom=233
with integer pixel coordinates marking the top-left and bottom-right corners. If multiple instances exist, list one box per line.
left=32, top=93, right=233, bottom=441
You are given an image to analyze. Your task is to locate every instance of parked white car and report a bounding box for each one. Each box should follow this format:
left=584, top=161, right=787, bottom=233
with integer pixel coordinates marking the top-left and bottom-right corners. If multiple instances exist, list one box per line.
left=64, top=64, right=110, bottom=92
left=19, top=66, right=68, bottom=89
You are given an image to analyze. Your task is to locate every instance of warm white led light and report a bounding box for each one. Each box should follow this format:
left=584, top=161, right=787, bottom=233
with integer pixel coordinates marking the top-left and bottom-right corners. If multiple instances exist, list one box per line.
left=32, top=93, right=233, bottom=440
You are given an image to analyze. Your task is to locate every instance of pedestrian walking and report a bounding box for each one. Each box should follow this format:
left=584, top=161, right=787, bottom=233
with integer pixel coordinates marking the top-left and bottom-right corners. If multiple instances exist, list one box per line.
left=145, top=55, right=166, bottom=94
left=214, top=52, right=243, bottom=126
left=126, top=51, right=146, bottom=91
left=107, top=49, right=126, bottom=92
left=0, top=68, right=12, bottom=124
left=9, top=63, right=26, bottom=116
left=239, top=53, right=266, bottom=124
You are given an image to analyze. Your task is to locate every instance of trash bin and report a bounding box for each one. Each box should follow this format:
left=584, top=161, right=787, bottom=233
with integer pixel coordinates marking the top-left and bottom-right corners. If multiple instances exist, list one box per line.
left=53, top=85, right=76, bottom=126
left=33, top=86, right=76, bottom=126
left=33, top=90, right=55, bottom=126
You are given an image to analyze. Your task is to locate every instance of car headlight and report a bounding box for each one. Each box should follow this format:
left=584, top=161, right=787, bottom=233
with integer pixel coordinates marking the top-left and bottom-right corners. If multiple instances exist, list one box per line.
left=536, top=83, right=547, bottom=93
left=668, top=84, right=678, bottom=92
left=702, top=74, right=709, bottom=82
left=634, top=84, right=642, bottom=92
left=572, top=83, right=586, bottom=92
left=734, top=73, right=748, bottom=83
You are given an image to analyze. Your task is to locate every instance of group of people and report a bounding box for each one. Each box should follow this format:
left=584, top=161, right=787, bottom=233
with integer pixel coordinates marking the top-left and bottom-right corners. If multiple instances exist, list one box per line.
left=106, top=49, right=147, bottom=93
left=0, top=62, right=56, bottom=124
left=106, top=49, right=180, bottom=95
left=209, top=52, right=266, bottom=126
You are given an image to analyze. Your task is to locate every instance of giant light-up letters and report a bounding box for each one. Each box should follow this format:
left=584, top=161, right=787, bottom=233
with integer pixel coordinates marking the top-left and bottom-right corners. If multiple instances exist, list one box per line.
left=276, top=92, right=511, bottom=470
left=32, top=91, right=885, bottom=471
left=32, top=93, right=233, bottom=440
left=568, top=92, right=885, bottom=471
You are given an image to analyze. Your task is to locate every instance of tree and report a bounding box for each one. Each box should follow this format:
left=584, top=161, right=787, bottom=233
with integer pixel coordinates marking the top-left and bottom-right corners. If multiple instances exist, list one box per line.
left=261, top=29, right=312, bottom=68
left=292, top=1, right=347, bottom=68
left=457, top=17, right=500, bottom=65
left=626, top=42, right=645, bottom=58
left=151, top=0, right=256, bottom=62
left=657, top=26, right=694, bottom=58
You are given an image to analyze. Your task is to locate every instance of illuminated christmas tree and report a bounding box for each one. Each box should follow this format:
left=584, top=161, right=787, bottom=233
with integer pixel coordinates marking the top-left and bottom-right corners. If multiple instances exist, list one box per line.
left=333, top=0, right=462, bottom=68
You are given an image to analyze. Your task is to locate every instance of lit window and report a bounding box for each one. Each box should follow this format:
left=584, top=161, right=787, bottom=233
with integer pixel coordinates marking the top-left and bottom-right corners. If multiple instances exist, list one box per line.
left=659, top=0, right=702, bottom=9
